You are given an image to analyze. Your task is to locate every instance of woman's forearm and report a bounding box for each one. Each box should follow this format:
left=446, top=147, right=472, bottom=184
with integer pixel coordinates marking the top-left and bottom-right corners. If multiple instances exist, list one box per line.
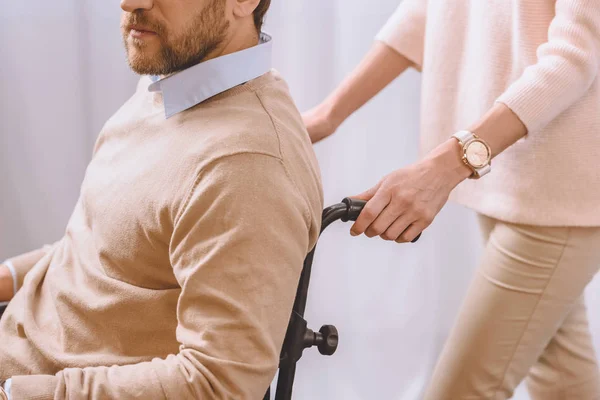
left=468, top=103, right=528, bottom=158
left=424, top=103, right=529, bottom=189
left=324, top=41, right=414, bottom=127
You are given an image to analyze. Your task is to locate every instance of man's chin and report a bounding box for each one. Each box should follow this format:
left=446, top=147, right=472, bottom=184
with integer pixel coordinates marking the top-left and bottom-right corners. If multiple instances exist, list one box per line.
left=128, top=63, right=164, bottom=76
left=126, top=50, right=164, bottom=76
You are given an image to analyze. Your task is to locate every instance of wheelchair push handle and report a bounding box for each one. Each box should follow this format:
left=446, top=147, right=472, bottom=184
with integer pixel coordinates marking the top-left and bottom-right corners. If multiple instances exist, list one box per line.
left=341, top=197, right=366, bottom=222
left=337, top=197, right=422, bottom=243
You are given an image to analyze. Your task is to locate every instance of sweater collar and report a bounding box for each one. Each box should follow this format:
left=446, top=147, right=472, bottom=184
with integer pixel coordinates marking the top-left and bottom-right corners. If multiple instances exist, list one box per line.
left=148, top=33, right=273, bottom=118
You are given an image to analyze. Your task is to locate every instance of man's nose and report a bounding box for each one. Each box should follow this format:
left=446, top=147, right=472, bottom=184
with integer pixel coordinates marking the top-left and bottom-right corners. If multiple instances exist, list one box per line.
left=121, top=0, right=153, bottom=12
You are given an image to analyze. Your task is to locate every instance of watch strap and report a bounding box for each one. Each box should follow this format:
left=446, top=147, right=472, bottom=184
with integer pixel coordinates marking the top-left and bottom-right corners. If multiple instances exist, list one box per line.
left=453, top=129, right=475, bottom=144
left=472, top=163, right=491, bottom=178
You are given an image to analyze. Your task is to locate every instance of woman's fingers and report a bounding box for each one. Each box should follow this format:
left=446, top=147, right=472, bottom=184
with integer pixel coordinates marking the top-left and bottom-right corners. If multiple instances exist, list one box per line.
left=396, top=221, right=427, bottom=243
left=365, top=204, right=402, bottom=238
left=352, top=181, right=381, bottom=202
left=380, top=214, right=414, bottom=241
left=349, top=158, right=452, bottom=241
left=350, top=190, right=389, bottom=236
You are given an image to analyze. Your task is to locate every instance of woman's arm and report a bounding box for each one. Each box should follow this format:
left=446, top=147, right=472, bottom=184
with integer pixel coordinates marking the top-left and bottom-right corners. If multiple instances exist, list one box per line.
left=442, top=0, right=599, bottom=166
left=349, top=0, right=599, bottom=242
left=496, top=0, right=599, bottom=135
left=304, top=42, right=413, bottom=143
left=304, top=0, right=428, bottom=143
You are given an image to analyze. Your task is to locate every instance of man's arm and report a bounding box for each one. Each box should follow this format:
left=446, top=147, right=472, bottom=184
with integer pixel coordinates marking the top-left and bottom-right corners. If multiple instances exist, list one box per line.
left=10, top=152, right=318, bottom=400
left=0, top=379, right=11, bottom=400
left=0, top=245, right=55, bottom=303
left=304, top=0, right=427, bottom=142
left=0, top=264, right=16, bottom=303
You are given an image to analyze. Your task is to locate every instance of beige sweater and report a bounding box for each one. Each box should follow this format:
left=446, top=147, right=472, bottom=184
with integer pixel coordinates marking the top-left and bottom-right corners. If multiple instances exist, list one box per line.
left=0, top=72, right=323, bottom=399
left=377, top=0, right=600, bottom=226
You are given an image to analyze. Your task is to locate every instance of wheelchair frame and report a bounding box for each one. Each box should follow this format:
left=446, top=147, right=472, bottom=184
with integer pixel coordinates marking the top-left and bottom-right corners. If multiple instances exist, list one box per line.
left=266, top=198, right=419, bottom=400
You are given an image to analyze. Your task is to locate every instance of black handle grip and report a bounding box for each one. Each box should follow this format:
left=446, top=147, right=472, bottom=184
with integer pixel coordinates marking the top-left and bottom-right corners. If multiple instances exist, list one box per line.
left=341, top=198, right=366, bottom=222
left=340, top=197, right=422, bottom=243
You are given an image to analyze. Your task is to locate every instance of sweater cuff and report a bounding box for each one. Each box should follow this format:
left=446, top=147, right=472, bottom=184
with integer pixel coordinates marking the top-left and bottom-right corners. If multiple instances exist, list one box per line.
left=495, top=56, right=594, bottom=134
left=375, top=1, right=427, bottom=69
left=495, top=72, right=569, bottom=134
left=11, top=375, right=57, bottom=400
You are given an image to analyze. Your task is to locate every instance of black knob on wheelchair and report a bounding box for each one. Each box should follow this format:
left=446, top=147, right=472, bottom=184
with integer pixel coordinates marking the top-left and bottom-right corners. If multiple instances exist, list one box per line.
left=301, top=324, right=339, bottom=356
left=316, top=325, right=339, bottom=356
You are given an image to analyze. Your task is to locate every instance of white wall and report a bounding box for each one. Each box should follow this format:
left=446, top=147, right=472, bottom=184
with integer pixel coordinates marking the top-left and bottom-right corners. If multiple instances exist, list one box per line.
left=0, top=0, right=138, bottom=258
left=2, top=1, right=600, bottom=399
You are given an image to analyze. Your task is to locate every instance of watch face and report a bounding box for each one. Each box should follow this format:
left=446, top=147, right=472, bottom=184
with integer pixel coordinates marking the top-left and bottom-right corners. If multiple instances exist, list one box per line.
left=465, top=140, right=490, bottom=168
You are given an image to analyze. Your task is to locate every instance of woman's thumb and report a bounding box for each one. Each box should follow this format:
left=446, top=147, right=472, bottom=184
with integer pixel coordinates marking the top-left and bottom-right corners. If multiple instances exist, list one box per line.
left=352, top=182, right=381, bottom=201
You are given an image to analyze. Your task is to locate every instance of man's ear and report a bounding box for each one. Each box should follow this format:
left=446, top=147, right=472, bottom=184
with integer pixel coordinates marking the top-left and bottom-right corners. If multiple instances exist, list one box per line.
left=232, top=0, right=260, bottom=19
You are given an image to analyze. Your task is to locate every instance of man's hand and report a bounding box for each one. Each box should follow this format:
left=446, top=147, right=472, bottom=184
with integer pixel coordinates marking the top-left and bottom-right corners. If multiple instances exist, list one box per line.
left=349, top=139, right=472, bottom=242
left=0, top=264, right=15, bottom=303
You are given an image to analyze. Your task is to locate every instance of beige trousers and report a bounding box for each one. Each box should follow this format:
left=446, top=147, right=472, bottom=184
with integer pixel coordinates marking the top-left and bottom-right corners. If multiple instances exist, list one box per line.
left=424, top=215, right=600, bottom=400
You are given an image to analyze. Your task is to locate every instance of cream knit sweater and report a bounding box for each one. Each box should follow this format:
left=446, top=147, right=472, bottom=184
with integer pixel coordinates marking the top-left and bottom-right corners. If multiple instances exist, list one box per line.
left=377, top=0, right=600, bottom=226
left=0, top=72, right=323, bottom=399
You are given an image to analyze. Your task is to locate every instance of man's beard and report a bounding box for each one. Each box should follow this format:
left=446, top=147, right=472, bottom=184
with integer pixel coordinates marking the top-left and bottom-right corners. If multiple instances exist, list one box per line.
left=122, top=1, right=229, bottom=76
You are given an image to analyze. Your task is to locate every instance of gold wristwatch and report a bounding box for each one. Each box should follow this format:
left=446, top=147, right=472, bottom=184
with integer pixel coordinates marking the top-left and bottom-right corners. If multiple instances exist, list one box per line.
left=452, top=130, right=492, bottom=179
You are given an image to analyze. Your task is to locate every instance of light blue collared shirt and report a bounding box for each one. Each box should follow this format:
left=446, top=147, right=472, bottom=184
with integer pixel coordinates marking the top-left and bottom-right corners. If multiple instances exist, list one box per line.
left=148, top=33, right=273, bottom=119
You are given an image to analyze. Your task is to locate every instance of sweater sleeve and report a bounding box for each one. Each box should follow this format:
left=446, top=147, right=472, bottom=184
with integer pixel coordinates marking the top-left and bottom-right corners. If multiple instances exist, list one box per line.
left=496, top=0, right=600, bottom=133
left=375, top=0, right=428, bottom=69
left=10, top=153, right=316, bottom=400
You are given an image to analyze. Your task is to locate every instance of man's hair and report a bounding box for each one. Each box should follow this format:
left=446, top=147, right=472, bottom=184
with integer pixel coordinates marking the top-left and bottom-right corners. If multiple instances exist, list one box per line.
left=254, top=0, right=271, bottom=33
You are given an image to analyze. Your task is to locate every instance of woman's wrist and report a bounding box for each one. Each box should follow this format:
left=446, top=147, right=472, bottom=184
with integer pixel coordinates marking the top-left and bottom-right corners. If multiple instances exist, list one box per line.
left=422, top=103, right=528, bottom=186
left=426, top=139, right=473, bottom=187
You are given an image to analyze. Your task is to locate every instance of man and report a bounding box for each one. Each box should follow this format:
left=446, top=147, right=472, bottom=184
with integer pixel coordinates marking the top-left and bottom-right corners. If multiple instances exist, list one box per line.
left=0, top=0, right=323, bottom=398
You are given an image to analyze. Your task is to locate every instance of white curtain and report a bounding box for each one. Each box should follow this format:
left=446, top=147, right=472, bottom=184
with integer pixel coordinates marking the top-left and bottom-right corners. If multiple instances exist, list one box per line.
left=2, top=1, right=600, bottom=399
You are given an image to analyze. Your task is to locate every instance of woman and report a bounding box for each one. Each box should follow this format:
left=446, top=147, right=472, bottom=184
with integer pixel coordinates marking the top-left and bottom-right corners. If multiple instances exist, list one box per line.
left=304, top=1, right=600, bottom=399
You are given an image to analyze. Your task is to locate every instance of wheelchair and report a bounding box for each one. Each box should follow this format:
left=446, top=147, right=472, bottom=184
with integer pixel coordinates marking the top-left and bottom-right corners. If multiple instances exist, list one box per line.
left=266, top=198, right=420, bottom=400
left=0, top=198, right=419, bottom=400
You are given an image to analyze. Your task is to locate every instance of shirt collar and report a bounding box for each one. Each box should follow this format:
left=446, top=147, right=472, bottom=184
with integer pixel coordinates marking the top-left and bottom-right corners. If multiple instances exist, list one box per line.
left=148, top=33, right=273, bottom=118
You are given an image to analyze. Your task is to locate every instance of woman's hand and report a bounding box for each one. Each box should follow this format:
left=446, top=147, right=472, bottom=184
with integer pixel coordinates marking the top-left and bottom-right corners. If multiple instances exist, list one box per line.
left=350, top=139, right=472, bottom=242
left=302, top=104, right=340, bottom=144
